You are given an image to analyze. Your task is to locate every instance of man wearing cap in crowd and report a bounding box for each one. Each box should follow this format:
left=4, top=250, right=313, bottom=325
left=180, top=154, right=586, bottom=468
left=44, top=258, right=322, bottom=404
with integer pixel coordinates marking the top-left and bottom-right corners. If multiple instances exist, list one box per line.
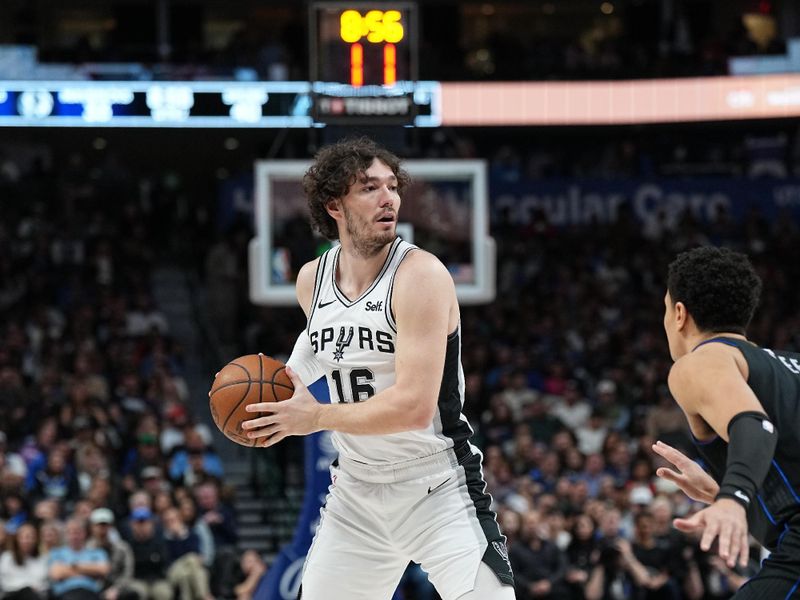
left=87, top=508, right=134, bottom=600
left=124, top=507, right=172, bottom=600
left=140, top=467, right=168, bottom=498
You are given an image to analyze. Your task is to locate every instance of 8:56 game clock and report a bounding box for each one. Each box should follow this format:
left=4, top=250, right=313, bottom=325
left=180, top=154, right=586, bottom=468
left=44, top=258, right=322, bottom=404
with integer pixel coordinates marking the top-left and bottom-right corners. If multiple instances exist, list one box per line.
left=310, top=2, right=419, bottom=124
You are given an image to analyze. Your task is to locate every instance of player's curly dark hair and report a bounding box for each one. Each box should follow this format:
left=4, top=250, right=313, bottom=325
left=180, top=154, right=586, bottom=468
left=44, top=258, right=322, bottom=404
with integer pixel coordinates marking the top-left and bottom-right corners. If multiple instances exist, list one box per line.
left=302, top=137, right=410, bottom=240
left=667, top=246, right=762, bottom=334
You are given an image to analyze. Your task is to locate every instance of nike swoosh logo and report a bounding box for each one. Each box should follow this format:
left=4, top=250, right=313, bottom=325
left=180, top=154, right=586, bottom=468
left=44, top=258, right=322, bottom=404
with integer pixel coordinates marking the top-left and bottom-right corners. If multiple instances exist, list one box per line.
left=427, top=477, right=451, bottom=495
left=317, top=299, right=336, bottom=309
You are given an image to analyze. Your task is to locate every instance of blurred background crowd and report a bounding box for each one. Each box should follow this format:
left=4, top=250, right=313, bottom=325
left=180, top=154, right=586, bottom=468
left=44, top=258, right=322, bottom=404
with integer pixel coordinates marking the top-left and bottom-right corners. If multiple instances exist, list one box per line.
left=2, top=1, right=800, bottom=600
left=4, top=123, right=800, bottom=600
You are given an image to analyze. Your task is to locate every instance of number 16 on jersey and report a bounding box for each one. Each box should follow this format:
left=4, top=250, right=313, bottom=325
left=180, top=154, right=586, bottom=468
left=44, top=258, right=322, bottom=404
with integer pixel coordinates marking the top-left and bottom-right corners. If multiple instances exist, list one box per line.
left=331, top=368, right=376, bottom=402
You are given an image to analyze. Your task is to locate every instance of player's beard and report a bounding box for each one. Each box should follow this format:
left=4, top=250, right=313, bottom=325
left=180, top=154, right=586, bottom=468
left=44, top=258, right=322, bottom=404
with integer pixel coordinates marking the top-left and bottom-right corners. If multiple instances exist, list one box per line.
left=343, top=205, right=395, bottom=258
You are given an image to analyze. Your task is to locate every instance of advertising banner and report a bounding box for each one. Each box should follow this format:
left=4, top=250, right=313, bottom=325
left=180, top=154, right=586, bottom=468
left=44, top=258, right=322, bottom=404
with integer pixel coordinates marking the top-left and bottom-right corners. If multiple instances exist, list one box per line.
left=490, top=178, right=800, bottom=228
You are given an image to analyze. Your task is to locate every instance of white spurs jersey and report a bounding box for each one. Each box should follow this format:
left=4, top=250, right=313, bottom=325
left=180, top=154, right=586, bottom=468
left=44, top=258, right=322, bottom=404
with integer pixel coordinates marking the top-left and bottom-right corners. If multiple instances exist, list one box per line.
left=306, top=237, right=474, bottom=465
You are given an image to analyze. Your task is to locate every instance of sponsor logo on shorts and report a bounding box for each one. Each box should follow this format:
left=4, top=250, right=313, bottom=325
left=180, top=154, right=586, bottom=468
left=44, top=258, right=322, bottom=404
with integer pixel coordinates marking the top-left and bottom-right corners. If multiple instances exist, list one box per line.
left=492, top=540, right=511, bottom=569
left=427, top=477, right=451, bottom=494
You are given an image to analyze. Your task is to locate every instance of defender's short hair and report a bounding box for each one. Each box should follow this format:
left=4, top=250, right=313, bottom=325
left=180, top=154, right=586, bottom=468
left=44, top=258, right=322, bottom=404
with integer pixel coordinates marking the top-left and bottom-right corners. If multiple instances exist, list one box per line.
left=667, top=246, right=761, bottom=334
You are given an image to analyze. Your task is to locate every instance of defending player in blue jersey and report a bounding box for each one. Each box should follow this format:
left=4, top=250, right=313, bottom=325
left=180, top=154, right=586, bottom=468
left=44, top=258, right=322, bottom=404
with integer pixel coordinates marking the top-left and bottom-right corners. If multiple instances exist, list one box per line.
left=656, top=246, right=800, bottom=598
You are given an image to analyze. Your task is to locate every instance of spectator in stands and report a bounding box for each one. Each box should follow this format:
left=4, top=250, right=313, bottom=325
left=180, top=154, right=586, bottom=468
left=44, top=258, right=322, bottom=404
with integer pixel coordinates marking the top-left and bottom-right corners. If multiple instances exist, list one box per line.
left=169, top=430, right=223, bottom=487
left=703, top=553, right=757, bottom=599
left=2, top=491, right=30, bottom=532
left=152, top=490, right=173, bottom=517
left=87, top=508, right=134, bottom=600
left=124, top=507, right=172, bottom=600
left=594, top=380, right=630, bottom=433
left=645, top=387, right=689, bottom=447
left=75, top=444, right=110, bottom=497
left=159, top=403, right=190, bottom=457
left=193, top=480, right=237, bottom=550
left=510, top=509, right=568, bottom=599
left=234, top=550, right=268, bottom=600
left=177, top=495, right=215, bottom=567
left=193, top=481, right=239, bottom=596
left=84, top=478, right=120, bottom=521
left=524, top=399, right=564, bottom=445
left=549, top=380, right=591, bottom=432
left=20, top=419, right=59, bottom=475
left=629, top=511, right=677, bottom=599
left=564, top=513, right=596, bottom=599
left=529, top=450, right=562, bottom=494
left=500, top=369, right=539, bottom=420
left=69, top=351, right=110, bottom=405
left=48, top=516, right=111, bottom=600
left=575, top=411, right=608, bottom=456
left=39, top=519, right=63, bottom=555
left=0, top=430, right=28, bottom=487
left=28, top=445, right=80, bottom=507
left=483, top=448, right=518, bottom=504
left=121, top=430, right=166, bottom=494
left=584, top=505, right=667, bottom=600
left=603, top=438, right=633, bottom=486
left=141, top=467, right=170, bottom=499
left=126, top=292, right=169, bottom=337
left=0, top=522, right=49, bottom=600
left=161, top=506, right=212, bottom=600
left=481, top=395, right=516, bottom=447
left=574, top=453, right=607, bottom=499
left=119, top=491, right=158, bottom=541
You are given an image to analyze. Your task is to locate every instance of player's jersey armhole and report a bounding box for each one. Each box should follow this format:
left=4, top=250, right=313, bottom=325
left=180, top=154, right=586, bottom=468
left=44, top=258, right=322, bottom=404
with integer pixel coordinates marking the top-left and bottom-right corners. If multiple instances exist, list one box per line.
left=306, top=252, right=330, bottom=333
left=385, top=247, right=418, bottom=333
left=691, top=431, right=719, bottom=446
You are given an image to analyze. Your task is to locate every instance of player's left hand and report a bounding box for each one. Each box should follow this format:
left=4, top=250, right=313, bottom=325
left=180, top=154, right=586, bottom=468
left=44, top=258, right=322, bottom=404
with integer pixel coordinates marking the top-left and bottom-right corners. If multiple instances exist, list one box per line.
left=242, top=366, right=322, bottom=447
left=672, top=498, right=749, bottom=569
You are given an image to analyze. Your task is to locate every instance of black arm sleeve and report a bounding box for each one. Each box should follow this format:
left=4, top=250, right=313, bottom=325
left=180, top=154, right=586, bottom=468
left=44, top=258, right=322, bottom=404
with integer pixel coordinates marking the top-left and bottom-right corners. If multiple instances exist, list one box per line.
left=716, top=411, right=778, bottom=509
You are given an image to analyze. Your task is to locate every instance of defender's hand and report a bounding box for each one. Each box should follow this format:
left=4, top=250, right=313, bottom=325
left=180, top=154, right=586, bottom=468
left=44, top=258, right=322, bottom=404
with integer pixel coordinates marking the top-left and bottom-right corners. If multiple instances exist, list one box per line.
left=242, top=366, right=322, bottom=447
left=652, top=440, right=719, bottom=504
left=673, top=498, right=749, bottom=569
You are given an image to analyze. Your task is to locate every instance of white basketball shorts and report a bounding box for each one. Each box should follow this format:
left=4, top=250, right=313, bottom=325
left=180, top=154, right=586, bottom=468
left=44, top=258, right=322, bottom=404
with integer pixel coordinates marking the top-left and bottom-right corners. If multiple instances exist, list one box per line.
left=298, top=443, right=515, bottom=600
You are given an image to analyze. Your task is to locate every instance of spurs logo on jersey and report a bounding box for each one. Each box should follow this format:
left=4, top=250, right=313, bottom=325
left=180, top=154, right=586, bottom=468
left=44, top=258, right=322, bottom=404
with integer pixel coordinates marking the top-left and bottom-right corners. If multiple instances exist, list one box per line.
left=304, top=237, right=475, bottom=465
left=332, top=326, right=354, bottom=362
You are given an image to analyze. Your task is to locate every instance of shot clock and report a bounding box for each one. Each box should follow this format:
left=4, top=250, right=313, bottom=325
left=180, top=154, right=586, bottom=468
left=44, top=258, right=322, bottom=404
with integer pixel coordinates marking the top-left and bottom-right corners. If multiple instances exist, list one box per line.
left=310, top=2, right=418, bottom=124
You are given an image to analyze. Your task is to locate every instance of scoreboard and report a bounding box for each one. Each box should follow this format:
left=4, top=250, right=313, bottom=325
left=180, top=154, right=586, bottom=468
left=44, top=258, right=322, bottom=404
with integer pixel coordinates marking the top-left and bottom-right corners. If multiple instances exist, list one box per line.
left=310, top=2, right=418, bottom=124
left=0, top=79, right=440, bottom=128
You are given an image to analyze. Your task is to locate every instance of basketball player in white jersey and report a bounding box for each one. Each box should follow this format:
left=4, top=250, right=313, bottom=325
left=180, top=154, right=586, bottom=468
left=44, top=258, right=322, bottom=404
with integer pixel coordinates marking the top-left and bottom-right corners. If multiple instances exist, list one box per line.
left=241, top=137, right=515, bottom=600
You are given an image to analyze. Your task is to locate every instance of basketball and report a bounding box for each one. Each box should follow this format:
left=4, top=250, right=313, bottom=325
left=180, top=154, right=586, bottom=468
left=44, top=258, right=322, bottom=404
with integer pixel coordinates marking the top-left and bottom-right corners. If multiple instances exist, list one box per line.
left=209, top=354, right=294, bottom=447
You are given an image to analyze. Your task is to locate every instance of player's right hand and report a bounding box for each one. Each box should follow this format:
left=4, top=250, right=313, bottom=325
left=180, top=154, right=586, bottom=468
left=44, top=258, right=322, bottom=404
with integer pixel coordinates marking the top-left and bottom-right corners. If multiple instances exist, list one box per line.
left=673, top=498, right=749, bottom=569
left=242, top=366, right=322, bottom=447
left=652, top=440, right=719, bottom=504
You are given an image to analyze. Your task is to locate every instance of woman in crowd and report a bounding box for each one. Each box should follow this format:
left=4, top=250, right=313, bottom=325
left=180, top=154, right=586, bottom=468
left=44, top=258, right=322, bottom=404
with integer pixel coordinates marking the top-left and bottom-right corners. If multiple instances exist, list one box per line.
left=0, top=522, right=49, bottom=600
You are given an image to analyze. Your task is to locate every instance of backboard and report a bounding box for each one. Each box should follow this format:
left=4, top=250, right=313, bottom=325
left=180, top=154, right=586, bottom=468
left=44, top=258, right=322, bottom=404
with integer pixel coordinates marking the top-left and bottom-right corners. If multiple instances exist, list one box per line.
left=249, top=159, right=495, bottom=305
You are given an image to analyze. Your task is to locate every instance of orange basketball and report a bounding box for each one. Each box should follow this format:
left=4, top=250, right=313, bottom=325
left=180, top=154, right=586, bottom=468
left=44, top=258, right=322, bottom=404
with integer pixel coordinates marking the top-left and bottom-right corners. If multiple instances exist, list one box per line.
left=209, top=354, right=294, bottom=446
